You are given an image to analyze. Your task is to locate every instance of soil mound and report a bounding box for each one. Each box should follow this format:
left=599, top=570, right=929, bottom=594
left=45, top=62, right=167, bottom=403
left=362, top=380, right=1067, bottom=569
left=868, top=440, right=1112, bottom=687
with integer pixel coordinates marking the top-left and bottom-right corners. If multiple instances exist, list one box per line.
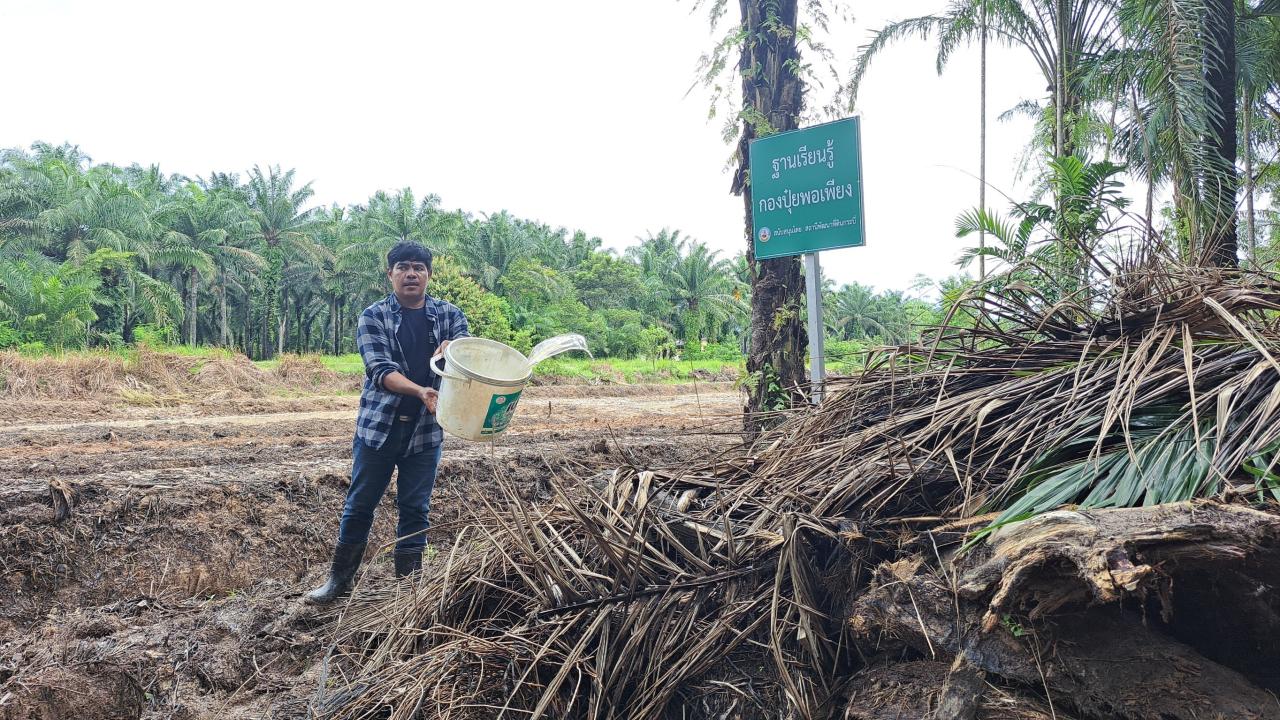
left=0, top=348, right=358, bottom=403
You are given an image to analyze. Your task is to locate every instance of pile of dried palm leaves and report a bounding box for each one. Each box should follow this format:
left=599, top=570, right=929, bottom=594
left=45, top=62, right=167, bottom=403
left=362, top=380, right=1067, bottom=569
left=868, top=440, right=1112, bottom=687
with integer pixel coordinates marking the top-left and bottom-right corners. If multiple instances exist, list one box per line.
left=315, top=262, right=1280, bottom=720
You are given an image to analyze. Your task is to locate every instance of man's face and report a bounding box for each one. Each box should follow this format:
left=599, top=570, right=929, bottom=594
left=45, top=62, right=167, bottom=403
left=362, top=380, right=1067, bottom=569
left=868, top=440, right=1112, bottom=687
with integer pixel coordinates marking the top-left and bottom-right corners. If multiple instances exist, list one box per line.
left=388, top=259, right=431, bottom=303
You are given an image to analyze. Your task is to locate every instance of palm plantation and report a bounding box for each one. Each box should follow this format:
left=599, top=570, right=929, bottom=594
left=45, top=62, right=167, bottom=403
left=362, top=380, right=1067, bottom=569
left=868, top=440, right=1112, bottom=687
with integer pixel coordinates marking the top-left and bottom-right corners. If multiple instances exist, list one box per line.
left=0, top=1, right=1275, bottom=378
left=0, top=148, right=791, bottom=359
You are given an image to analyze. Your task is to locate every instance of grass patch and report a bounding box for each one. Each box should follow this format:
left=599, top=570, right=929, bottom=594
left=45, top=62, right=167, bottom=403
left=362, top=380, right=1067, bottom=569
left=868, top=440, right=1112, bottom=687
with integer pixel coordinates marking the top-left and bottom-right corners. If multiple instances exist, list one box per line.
left=256, top=353, right=364, bottom=375
left=10, top=340, right=863, bottom=390
left=534, top=357, right=741, bottom=384
left=254, top=354, right=742, bottom=384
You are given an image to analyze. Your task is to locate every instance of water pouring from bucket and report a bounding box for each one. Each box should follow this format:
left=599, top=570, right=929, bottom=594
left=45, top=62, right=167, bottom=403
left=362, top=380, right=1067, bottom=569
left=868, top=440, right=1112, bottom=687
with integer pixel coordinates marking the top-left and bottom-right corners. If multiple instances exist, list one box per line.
left=430, top=334, right=590, bottom=442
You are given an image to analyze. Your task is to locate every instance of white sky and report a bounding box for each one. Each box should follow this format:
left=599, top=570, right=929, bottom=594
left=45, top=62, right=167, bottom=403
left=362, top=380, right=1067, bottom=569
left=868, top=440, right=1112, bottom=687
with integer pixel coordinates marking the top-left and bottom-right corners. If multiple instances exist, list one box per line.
left=3, top=0, right=1054, bottom=293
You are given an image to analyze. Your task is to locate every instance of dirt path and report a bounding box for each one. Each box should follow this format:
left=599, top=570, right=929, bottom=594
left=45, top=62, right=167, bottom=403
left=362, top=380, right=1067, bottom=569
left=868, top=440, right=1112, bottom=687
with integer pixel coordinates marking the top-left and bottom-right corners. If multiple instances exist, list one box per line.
left=0, top=385, right=740, bottom=720
left=0, top=386, right=733, bottom=434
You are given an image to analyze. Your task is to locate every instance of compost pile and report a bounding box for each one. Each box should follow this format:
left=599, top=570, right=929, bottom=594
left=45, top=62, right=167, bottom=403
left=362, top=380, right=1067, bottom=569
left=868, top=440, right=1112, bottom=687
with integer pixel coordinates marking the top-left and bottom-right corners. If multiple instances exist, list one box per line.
left=318, top=263, right=1280, bottom=720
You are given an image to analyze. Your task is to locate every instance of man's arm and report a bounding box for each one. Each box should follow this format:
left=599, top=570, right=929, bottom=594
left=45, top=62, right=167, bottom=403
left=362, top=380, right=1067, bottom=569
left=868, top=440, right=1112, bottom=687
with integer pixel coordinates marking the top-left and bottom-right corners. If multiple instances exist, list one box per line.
left=383, top=371, right=439, bottom=413
left=356, top=307, right=399, bottom=391
left=357, top=309, right=441, bottom=412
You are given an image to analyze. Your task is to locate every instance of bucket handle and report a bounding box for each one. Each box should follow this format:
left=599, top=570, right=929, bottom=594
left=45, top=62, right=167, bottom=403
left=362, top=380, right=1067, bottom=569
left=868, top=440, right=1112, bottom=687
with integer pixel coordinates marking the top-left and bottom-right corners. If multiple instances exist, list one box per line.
left=431, top=353, right=469, bottom=384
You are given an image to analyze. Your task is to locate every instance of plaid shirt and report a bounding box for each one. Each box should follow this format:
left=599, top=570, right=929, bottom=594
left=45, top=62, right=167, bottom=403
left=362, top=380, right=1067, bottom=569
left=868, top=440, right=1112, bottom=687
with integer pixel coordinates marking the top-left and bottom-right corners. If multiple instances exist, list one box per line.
left=355, top=292, right=469, bottom=454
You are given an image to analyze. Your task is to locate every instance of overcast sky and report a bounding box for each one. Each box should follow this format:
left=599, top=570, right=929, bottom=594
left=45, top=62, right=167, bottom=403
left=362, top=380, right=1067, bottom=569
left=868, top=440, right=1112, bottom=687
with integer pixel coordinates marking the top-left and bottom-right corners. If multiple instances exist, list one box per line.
left=3, top=0, right=1051, bottom=293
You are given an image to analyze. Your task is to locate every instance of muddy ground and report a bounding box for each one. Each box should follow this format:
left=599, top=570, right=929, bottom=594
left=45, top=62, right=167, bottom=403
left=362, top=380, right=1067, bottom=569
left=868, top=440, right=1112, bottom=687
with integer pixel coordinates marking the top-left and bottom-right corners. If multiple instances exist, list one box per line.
left=0, top=383, right=740, bottom=719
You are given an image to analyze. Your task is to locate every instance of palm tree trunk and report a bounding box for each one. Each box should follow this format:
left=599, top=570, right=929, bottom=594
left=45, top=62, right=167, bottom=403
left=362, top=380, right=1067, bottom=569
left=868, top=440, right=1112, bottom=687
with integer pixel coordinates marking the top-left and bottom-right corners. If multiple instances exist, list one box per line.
left=332, top=296, right=340, bottom=356
left=1243, top=89, right=1256, bottom=267
left=219, top=289, right=229, bottom=347
left=979, top=0, right=987, bottom=281
left=277, top=286, right=288, bottom=356
left=185, top=268, right=199, bottom=346
left=734, top=0, right=807, bottom=435
left=1146, top=174, right=1155, bottom=237
left=1203, top=0, right=1238, bottom=267
left=295, top=301, right=304, bottom=353
left=1054, top=0, right=1076, bottom=291
left=259, top=301, right=272, bottom=360
left=260, top=246, right=282, bottom=360
left=1104, top=89, right=1119, bottom=162
left=1055, top=0, right=1067, bottom=160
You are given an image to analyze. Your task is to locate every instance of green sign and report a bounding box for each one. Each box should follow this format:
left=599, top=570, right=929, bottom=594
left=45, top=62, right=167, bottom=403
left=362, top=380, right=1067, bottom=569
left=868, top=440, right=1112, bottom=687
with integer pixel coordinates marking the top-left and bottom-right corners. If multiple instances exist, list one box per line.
left=748, top=117, right=866, bottom=260
left=481, top=389, right=522, bottom=437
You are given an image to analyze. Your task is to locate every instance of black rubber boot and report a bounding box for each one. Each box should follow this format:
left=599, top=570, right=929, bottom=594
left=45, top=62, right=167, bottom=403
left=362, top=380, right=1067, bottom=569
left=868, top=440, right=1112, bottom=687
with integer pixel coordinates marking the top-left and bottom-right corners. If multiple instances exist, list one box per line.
left=394, top=550, right=423, bottom=578
left=303, top=541, right=366, bottom=605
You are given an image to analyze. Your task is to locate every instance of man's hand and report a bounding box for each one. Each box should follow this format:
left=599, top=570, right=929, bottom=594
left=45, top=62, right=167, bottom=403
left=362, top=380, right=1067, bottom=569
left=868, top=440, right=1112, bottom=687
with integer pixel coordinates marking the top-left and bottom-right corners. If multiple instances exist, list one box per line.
left=433, top=339, right=452, bottom=362
left=420, top=340, right=453, bottom=415
left=419, top=386, right=439, bottom=414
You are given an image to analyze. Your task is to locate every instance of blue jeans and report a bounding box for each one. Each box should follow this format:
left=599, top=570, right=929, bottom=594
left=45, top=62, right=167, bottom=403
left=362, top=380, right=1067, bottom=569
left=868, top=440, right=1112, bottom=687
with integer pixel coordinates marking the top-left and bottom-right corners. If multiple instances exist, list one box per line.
left=338, top=421, right=441, bottom=555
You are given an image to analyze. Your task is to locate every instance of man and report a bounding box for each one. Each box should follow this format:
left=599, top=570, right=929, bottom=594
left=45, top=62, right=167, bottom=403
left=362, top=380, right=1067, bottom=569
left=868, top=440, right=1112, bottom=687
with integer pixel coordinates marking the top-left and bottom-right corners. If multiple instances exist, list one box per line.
left=305, top=241, right=469, bottom=605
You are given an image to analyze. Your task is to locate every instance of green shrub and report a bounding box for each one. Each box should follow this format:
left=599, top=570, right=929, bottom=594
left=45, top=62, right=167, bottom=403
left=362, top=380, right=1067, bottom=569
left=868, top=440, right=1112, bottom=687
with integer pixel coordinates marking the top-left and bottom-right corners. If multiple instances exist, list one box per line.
left=685, top=342, right=742, bottom=362
left=825, top=338, right=870, bottom=372
left=431, top=259, right=528, bottom=353
left=0, top=322, right=20, bottom=349
left=134, top=323, right=178, bottom=347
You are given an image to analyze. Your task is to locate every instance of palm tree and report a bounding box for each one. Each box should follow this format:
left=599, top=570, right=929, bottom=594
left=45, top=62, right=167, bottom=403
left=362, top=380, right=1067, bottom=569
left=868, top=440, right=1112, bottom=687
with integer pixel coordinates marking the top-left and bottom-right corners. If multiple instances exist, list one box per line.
left=1093, top=1, right=1280, bottom=266
left=696, top=0, right=813, bottom=426
left=627, top=229, right=684, bottom=319
left=455, top=210, right=529, bottom=293
left=162, top=183, right=263, bottom=346
left=5, top=149, right=153, bottom=264
left=0, top=247, right=179, bottom=349
left=566, top=230, right=602, bottom=268
left=82, top=248, right=182, bottom=345
left=523, top=222, right=573, bottom=271
left=667, top=241, right=745, bottom=343
left=628, top=228, right=684, bottom=277
left=0, top=147, right=183, bottom=344
left=244, top=165, right=318, bottom=359
left=1236, top=4, right=1280, bottom=265
left=853, top=0, right=1121, bottom=162
left=956, top=155, right=1129, bottom=300
left=825, top=283, right=886, bottom=340
left=0, top=152, right=51, bottom=255
left=737, top=0, right=809, bottom=423
left=360, top=187, right=463, bottom=251
left=0, top=257, right=99, bottom=348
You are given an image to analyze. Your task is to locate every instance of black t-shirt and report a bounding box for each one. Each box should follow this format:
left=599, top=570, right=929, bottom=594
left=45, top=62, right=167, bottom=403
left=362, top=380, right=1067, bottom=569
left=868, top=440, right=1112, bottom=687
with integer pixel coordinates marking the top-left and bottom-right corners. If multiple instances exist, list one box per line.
left=395, top=306, right=436, bottom=419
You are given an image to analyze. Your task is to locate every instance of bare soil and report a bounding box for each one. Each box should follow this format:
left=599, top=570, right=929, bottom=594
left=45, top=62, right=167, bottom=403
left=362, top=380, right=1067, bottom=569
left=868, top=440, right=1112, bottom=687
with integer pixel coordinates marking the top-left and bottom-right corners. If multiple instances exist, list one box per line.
left=0, top=384, right=740, bottom=719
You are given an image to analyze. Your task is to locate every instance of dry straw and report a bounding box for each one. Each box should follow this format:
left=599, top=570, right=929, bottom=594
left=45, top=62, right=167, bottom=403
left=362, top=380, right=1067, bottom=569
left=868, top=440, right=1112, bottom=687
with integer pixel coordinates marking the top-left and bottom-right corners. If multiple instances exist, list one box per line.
left=319, top=260, right=1280, bottom=719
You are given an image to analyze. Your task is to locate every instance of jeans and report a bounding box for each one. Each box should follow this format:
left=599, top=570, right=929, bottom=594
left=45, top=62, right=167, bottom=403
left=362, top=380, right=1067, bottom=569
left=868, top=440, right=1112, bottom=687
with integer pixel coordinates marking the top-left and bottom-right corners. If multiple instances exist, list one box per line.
left=338, top=420, right=442, bottom=555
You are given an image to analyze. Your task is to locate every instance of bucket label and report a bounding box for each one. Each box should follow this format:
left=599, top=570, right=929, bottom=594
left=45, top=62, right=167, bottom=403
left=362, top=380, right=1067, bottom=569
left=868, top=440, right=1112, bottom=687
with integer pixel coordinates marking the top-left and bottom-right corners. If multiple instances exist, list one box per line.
left=481, top=390, right=522, bottom=436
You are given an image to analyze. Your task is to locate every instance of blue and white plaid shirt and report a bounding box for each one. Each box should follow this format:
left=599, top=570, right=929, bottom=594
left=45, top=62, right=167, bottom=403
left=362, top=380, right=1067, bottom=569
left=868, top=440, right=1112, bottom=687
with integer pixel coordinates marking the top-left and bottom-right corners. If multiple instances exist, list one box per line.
left=355, top=292, right=469, bottom=455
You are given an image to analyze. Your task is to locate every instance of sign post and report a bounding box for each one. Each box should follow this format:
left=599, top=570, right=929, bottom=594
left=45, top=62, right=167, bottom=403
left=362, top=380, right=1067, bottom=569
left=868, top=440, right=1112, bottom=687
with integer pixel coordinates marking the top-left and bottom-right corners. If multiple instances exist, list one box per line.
left=804, top=252, right=826, bottom=403
left=748, top=116, right=866, bottom=404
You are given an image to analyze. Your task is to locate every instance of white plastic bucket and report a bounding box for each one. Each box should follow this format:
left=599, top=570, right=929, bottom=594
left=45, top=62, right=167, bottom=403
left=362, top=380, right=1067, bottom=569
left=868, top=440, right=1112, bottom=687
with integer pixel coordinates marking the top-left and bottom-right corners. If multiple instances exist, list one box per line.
left=431, top=337, right=533, bottom=442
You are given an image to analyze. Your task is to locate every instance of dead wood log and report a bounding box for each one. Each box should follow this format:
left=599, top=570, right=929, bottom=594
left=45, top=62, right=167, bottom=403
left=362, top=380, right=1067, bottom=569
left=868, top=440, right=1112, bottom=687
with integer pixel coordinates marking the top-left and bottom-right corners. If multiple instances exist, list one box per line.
left=956, top=502, right=1280, bottom=632
left=851, top=564, right=1280, bottom=720
left=933, top=654, right=986, bottom=720
left=953, top=501, right=1280, bottom=692
left=48, top=478, right=75, bottom=523
left=843, top=661, right=1067, bottom=720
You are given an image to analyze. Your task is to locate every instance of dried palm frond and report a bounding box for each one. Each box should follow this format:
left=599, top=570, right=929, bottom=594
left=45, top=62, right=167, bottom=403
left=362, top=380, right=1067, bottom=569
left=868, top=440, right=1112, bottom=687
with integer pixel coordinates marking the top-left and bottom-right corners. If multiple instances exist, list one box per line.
left=319, top=261, right=1280, bottom=719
